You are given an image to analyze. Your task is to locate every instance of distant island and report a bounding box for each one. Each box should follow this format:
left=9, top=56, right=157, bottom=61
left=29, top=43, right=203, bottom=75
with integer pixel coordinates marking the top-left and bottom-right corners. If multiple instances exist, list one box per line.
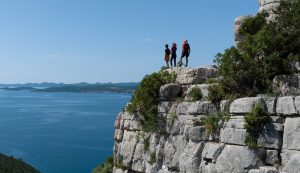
left=0, top=153, right=40, bottom=173
left=0, top=82, right=138, bottom=93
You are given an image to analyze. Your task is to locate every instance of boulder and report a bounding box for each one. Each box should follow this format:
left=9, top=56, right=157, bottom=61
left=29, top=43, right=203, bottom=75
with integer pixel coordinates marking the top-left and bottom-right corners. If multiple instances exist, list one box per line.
left=119, top=131, right=139, bottom=166
left=283, top=118, right=300, bottom=150
left=163, top=135, right=186, bottom=170
left=221, top=116, right=247, bottom=145
left=187, top=126, right=209, bottom=142
left=159, top=84, right=181, bottom=100
left=257, top=128, right=282, bottom=149
left=230, top=97, right=266, bottom=114
left=214, top=145, right=265, bottom=173
left=276, top=96, right=297, bottom=115
left=179, top=141, right=205, bottom=173
left=166, top=66, right=218, bottom=85
left=201, top=142, right=225, bottom=163
left=176, top=101, right=217, bottom=115
left=281, top=149, right=300, bottom=173
left=220, top=127, right=247, bottom=145
left=273, top=75, right=300, bottom=96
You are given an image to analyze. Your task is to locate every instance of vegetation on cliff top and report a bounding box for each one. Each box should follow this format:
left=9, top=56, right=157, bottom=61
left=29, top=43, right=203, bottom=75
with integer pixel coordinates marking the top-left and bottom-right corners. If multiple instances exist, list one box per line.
left=127, top=69, right=176, bottom=132
left=209, top=0, right=300, bottom=101
left=0, top=153, right=40, bottom=173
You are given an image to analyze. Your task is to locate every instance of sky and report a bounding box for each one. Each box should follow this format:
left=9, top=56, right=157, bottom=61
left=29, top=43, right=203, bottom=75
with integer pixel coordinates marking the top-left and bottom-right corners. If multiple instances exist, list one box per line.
left=0, top=0, right=259, bottom=84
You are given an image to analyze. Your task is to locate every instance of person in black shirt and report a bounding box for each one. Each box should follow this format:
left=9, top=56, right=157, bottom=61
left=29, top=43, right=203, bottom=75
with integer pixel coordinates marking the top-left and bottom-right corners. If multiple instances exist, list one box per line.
left=165, top=44, right=171, bottom=68
left=170, top=43, right=177, bottom=67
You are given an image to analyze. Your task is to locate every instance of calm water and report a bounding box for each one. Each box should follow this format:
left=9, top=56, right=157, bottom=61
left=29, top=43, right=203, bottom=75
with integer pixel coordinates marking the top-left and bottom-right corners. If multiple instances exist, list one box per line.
left=0, top=90, right=131, bottom=173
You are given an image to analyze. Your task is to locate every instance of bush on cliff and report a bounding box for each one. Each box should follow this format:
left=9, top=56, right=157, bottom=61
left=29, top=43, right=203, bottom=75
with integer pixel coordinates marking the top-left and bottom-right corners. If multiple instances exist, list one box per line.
left=92, top=156, right=114, bottom=173
left=0, top=153, right=40, bottom=173
left=209, top=0, right=300, bottom=101
left=187, top=87, right=203, bottom=101
left=127, top=70, right=176, bottom=132
left=244, top=104, right=269, bottom=149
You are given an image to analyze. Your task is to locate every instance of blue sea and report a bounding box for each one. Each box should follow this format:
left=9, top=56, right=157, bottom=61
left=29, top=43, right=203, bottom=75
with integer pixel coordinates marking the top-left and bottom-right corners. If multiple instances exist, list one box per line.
left=0, top=90, right=131, bottom=173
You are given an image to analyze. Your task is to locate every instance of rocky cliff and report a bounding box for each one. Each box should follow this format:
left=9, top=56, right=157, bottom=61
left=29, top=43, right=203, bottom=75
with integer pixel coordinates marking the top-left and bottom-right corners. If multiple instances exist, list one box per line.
left=112, top=1, right=300, bottom=173
left=113, top=65, right=300, bottom=173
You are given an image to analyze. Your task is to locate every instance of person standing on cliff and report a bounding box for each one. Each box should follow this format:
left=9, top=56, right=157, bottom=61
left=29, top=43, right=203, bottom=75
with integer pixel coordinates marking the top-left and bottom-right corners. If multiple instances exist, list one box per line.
left=179, top=40, right=191, bottom=67
left=165, top=44, right=171, bottom=68
left=170, top=43, right=177, bottom=67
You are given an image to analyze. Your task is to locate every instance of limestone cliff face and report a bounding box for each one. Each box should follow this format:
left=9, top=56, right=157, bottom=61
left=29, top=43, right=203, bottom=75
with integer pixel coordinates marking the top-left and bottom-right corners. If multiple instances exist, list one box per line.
left=112, top=1, right=300, bottom=173
left=113, top=65, right=300, bottom=173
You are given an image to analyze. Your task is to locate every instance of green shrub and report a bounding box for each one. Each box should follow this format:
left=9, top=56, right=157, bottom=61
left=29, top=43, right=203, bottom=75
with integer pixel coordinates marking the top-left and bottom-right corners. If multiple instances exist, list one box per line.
left=206, top=78, right=219, bottom=84
left=207, top=84, right=226, bottom=104
left=213, top=0, right=300, bottom=98
left=149, top=152, right=156, bottom=165
left=127, top=70, right=176, bottom=132
left=203, top=113, right=222, bottom=134
left=144, top=137, right=150, bottom=151
left=187, top=87, right=203, bottom=101
left=92, top=156, right=114, bottom=173
left=244, top=104, right=269, bottom=149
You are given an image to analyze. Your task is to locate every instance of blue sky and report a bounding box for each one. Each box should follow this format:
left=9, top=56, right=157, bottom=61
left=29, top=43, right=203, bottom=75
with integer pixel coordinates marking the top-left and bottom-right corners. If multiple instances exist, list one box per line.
left=0, top=0, right=259, bottom=83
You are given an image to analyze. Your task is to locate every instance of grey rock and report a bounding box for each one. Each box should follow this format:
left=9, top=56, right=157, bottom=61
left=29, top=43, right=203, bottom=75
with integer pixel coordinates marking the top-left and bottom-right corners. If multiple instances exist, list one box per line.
left=266, top=150, right=279, bottom=166
left=249, top=166, right=278, bottom=173
left=214, top=145, right=265, bottom=173
left=119, top=131, right=139, bottom=166
left=220, top=100, right=231, bottom=113
left=224, top=116, right=245, bottom=129
left=261, top=97, right=277, bottom=114
left=132, top=159, right=145, bottom=172
left=294, top=96, right=300, bottom=114
left=235, top=16, right=252, bottom=46
left=220, top=127, right=247, bottom=145
left=283, top=118, right=300, bottom=150
left=230, top=97, right=266, bottom=114
left=273, top=75, right=300, bottom=96
left=276, top=96, right=297, bottom=115
left=281, top=149, right=300, bottom=173
left=202, top=142, right=225, bottom=163
left=114, top=129, right=124, bottom=142
left=258, top=128, right=282, bottom=149
left=177, top=101, right=217, bottom=115
left=115, top=112, right=122, bottom=129
left=163, top=135, right=186, bottom=170
left=187, top=126, right=209, bottom=142
left=166, top=67, right=218, bottom=85
left=179, top=141, right=205, bottom=173
left=158, top=101, right=173, bottom=113
left=159, top=84, right=181, bottom=100
left=264, top=123, right=283, bottom=132
left=269, top=116, right=284, bottom=123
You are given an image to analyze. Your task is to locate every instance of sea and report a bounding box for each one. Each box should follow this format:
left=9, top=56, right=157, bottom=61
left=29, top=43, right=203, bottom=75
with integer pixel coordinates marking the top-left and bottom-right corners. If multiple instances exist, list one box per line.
left=0, top=90, right=131, bottom=173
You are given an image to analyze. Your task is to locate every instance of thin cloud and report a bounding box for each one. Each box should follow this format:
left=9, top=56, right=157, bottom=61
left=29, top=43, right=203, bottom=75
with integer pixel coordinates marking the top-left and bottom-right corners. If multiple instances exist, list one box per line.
left=44, top=54, right=62, bottom=59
